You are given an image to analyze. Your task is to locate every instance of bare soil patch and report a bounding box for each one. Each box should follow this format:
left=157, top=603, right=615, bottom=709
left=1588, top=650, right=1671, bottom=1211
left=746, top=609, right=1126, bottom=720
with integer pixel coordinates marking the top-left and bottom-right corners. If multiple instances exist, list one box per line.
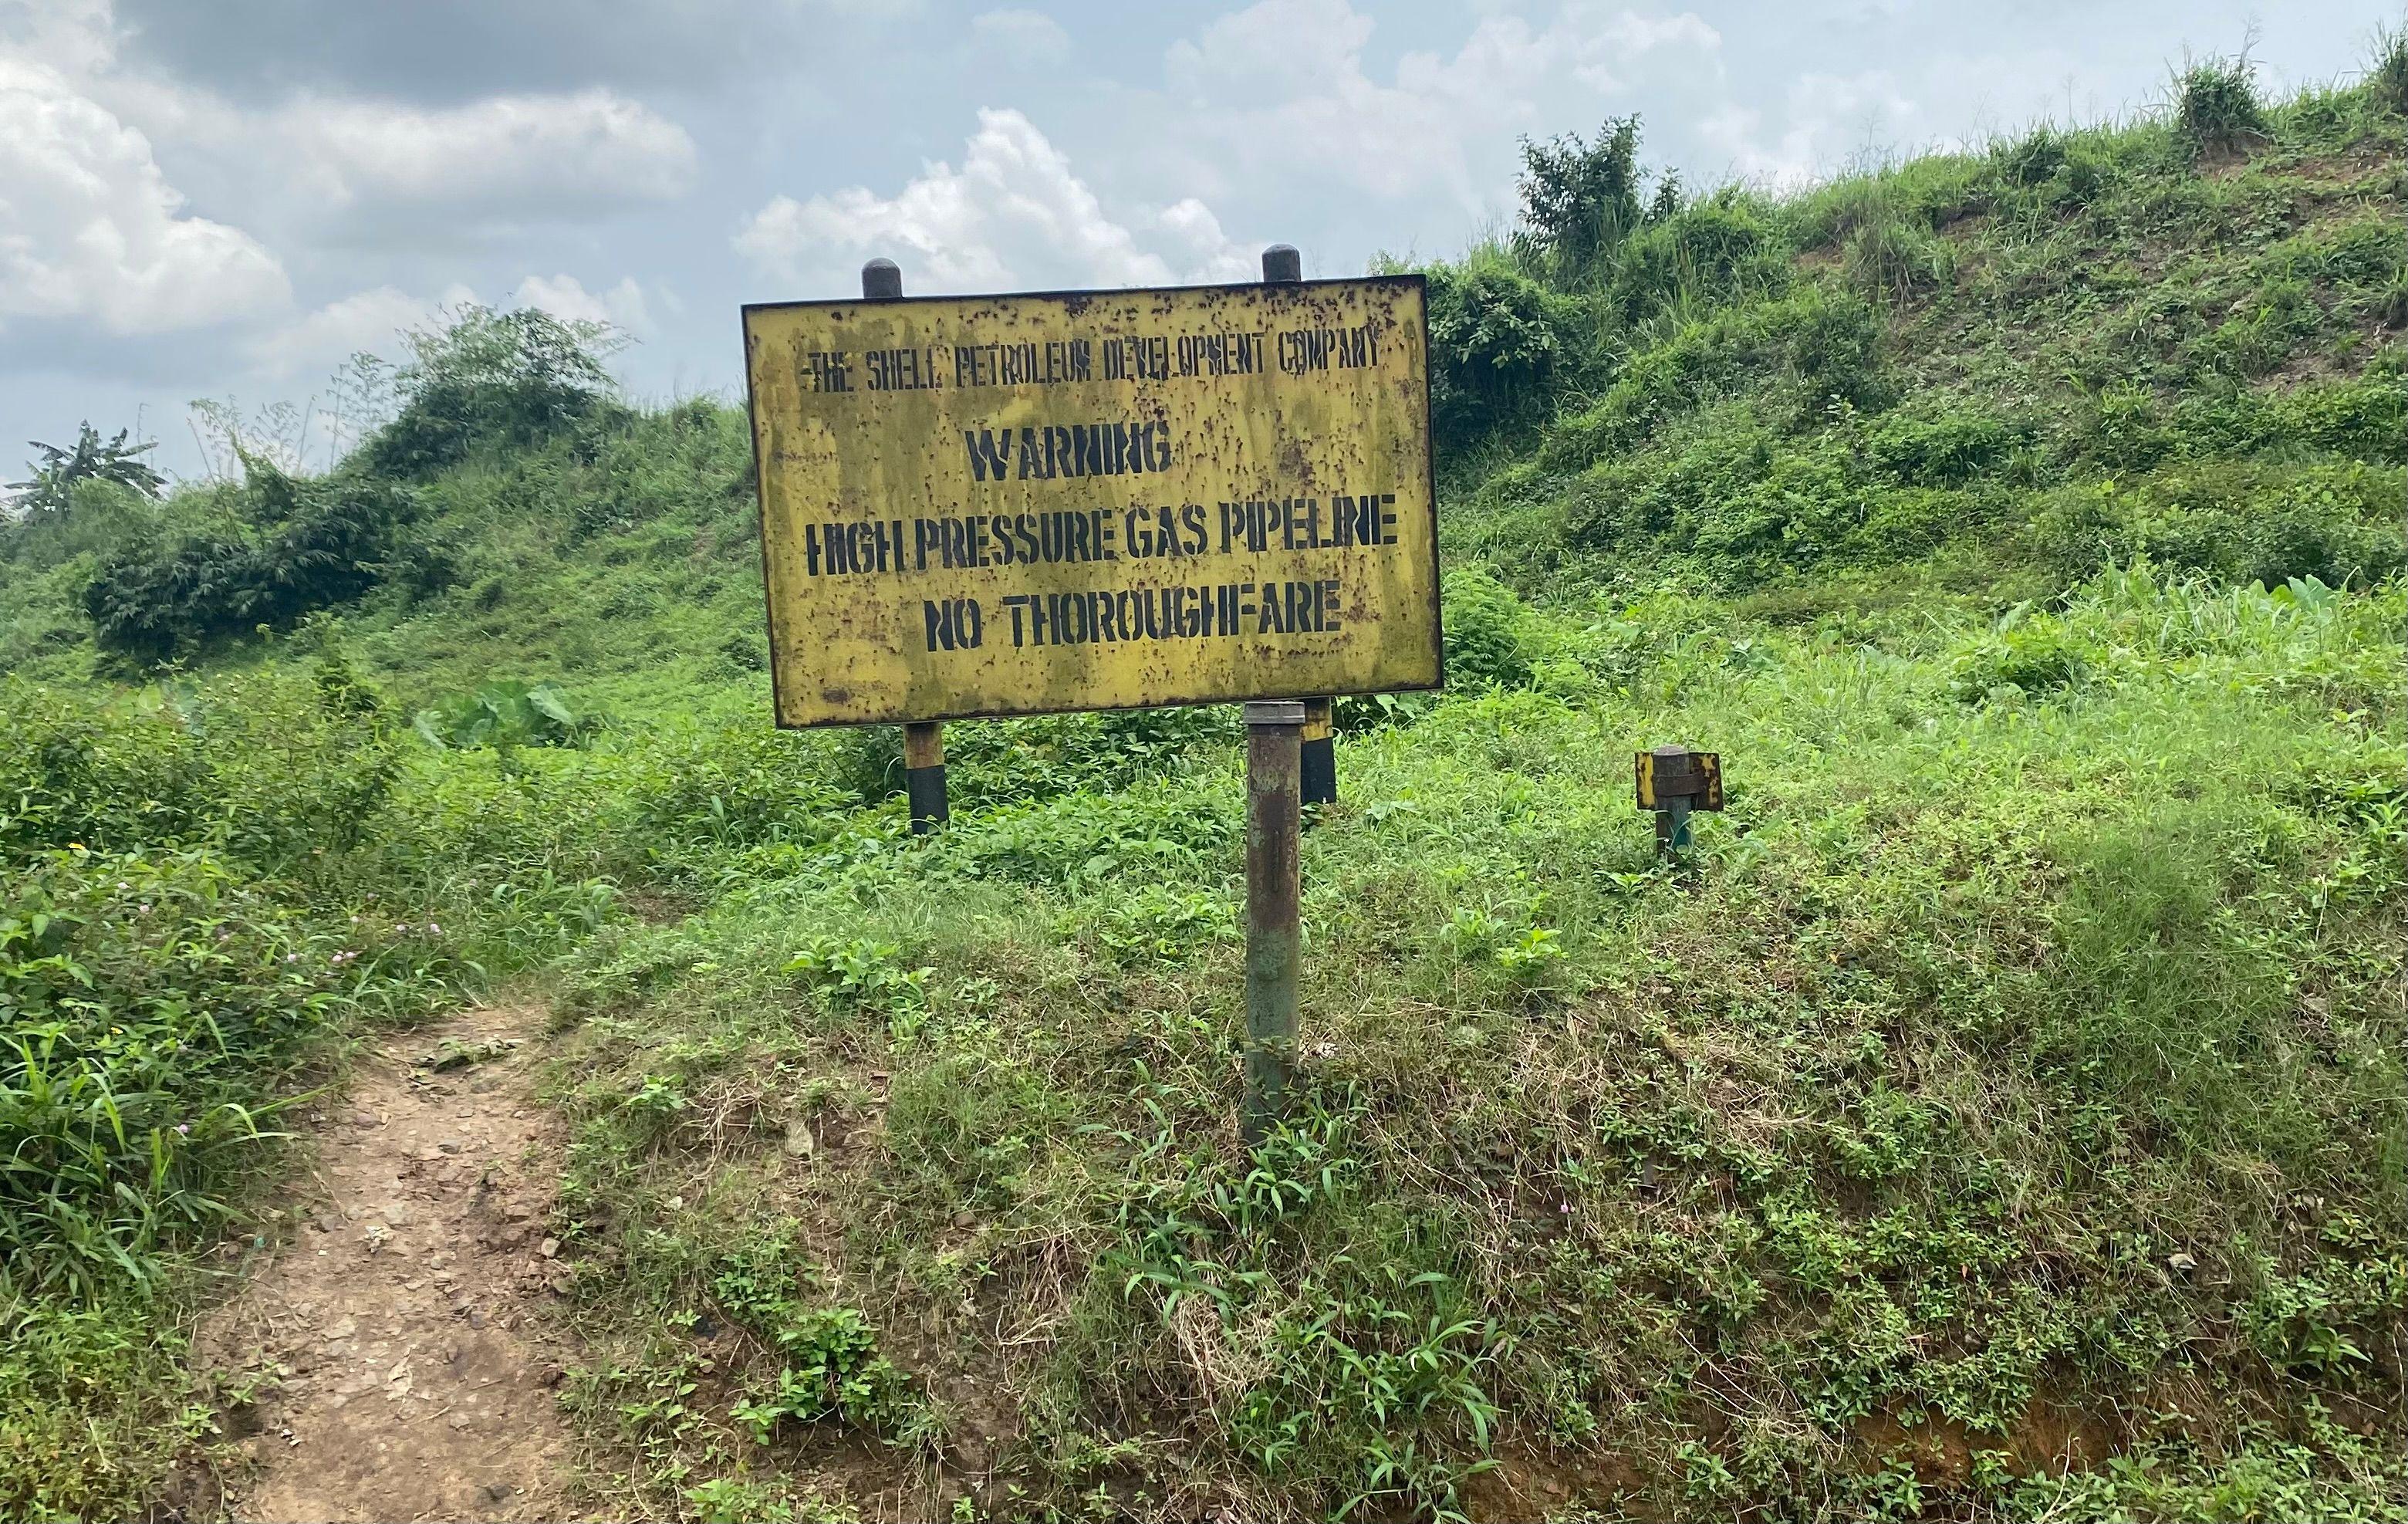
left=193, top=1005, right=587, bottom=1522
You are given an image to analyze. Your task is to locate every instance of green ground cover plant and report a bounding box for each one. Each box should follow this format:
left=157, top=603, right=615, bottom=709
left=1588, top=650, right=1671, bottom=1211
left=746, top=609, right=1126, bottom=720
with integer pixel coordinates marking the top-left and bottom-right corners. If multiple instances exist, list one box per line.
left=0, top=35, right=2402, bottom=1524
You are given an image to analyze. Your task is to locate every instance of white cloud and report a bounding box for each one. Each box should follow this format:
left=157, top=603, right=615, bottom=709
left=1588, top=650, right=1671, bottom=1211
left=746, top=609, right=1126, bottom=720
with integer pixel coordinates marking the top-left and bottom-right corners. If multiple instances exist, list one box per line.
left=1160, top=0, right=1724, bottom=212
left=1700, top=70, right=1932, bottom=188
left=249, top=272, right=655, bottom=380
left=2, top=0, right=120, bottom=76
left=245, top=280, right=477, bottom=377
left=514, top=272, right=654, bottom=335
left=0, top=55, right=289, bottom=333
left=10, top=4, right=697, bottom=229
left=734, top=108, right=1251, bottom=295
left=285, top=90, right=698, bottom=213
left=969, top=8, right=1071, bottom=64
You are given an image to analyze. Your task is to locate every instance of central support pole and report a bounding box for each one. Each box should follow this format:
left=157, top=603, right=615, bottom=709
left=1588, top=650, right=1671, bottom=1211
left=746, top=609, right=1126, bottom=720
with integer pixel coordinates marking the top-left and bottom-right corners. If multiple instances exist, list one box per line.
left=1261, top=243, right=1336, bottom=809
left=863, top=255, right=948, bottom=836
left=1655, top=794, right=1693, bottom=857
left=1242, top=699, right=1304, bottom=1145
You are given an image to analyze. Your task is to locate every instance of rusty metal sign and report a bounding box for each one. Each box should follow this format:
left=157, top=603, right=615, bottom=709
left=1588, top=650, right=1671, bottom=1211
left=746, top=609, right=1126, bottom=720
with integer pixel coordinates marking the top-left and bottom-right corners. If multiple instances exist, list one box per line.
left=1635, top=747, right=1723, bottom=811
left=741, top=276, right=1440, bottom=728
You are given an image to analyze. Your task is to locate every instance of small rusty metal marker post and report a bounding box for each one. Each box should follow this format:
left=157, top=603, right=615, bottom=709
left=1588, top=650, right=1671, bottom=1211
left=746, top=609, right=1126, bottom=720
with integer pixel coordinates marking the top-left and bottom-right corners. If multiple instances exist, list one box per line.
left=1299, top=697, right=1336, bottom=809
left=902, top=720, right=947, bottom=834
left=1261, top=243, right=1338, bottom=809
left=1635, top=744, right=1723, bottom=858
left=860, top=257, right=949, bottom=836
left=1242, top=699, right=1304, bottom=1144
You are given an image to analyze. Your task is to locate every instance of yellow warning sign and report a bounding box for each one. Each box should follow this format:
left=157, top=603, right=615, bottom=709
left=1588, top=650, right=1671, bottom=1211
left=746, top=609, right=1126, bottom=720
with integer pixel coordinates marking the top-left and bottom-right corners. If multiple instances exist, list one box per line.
left=741, top=277, right=1439, bottom=728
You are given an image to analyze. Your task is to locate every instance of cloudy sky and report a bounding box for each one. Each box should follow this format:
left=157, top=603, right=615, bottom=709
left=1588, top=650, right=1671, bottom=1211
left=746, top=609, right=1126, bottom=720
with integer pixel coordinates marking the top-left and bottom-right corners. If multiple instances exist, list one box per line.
left=1, top=0, right=2389, bottom=478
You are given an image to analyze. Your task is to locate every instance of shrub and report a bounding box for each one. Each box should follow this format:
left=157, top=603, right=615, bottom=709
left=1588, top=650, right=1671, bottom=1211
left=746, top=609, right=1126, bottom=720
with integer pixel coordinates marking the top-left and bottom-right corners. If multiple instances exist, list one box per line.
left=360, top=306, right=622, bottom=478
left=1514, top=117, right=1653, bottom=282
left=1948, top=614, right=2092, bottom=701
left=81, top=463, right=427, bottom=664
left=1539, top=286, right=1890, bottom=470
left=0, top=1297, right=194, bottom=1519
left=1607, top=195, right=1785, bottom=321
left=412, top=680, right=598, bottom=752
left=1424, top=259, right=1591, bottom=455
left=1866, top=405, right=2028, bottom=485
left=1996, top=125, right=2069, bottom=187
left=2031, top=464, right=2406, bottom=590
left=1842, top=215, right=1954, bottom=307
left=2369, top=22, right=2408, bottom=115
left=5, top=425, right=161, bottom=519
left=0, top=846, right=376, bottom=1297
left=0, top=671, right=400, bottom=872
left=1771, top=288, right=1892, bottom=414
left=1441, top=565, right=1534, bottom=689
left=0, top=688, right=204, bottom=860
left=2173, top=53, right=2268, bottom=159
left=2080, top=384, right=2175, bottom=468
left=2184, top=275, right=2322, bottom=380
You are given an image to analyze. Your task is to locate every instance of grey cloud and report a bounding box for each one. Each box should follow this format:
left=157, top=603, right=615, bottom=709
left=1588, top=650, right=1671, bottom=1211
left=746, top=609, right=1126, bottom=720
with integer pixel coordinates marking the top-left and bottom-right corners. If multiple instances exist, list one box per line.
left=107, top=0, right=920, bottom=102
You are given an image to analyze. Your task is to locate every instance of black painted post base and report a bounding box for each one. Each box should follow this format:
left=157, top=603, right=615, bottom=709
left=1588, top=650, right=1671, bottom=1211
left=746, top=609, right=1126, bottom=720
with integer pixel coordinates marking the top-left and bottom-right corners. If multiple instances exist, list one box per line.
left=1300, top=696, right=1336, bottom=808
left=903, top=721, right=947, bottom=835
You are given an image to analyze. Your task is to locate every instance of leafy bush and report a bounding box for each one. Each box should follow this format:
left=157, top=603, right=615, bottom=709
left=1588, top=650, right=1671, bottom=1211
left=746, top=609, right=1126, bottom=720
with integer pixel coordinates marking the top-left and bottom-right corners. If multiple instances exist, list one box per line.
left=0, top=688, right=205, bottom=860
left=1440, top=565, right=1534, bottom=689
left=0, top=670, right=400, bottom=872
left=2033, top=463, right=2406, bottom=589
left=2174, top=53, right=2268, bottom=158
left=1540, top=286, right=1889, bottom=469
left=828, top=703, right=1240, bottom=815
left=728, top=1306, right=926, bottom=1445
left=81, top=462, right=427, bottom=664
left=413, top=680, right=597, bottom=752
left=2185, top=275, right=2323, bottom=379
left=1842, top=213, right=1954, bottom=307
left=1947, top=613, right=2093, bottom=701
left=2375, top=22, right=2408, bottom=115
left=1997, top=124, right=2070, bottom=188
left=0, top=1296, right=197, bottom=1519
left=1607, top=194, right=1785, bottom=321
left=0, top=846, right=406, bottom=1298
left=1424, top=259, right=1590, bottom=454
left=360, top=306, right=622, bottom=478
left=1513, top=116, right=1654, bottom=282
left=1545, top=405, right=1995, bottom=581
left=5, top=425, right=161, bottom=519
left=1865, top=404, right=2030, bottom=486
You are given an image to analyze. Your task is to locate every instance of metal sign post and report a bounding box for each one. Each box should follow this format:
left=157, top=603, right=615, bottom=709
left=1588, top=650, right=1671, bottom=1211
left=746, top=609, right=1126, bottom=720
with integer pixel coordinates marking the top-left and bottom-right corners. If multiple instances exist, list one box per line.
left=1242, top=700, right=1303, bottom=1144
left=1260, top=243, right=1338, bottom=809
left=859, top=258, right=949, bottom=836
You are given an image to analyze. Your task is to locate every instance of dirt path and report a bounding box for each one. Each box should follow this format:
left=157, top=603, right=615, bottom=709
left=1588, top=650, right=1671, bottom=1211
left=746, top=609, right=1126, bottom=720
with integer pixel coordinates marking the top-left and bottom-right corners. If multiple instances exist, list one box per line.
left=197, top=1005, right=586, bottom=1523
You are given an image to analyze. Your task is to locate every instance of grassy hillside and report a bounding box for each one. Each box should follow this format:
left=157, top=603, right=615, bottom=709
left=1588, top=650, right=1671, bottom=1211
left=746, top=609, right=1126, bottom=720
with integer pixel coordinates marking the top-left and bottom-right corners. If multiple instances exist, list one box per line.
left=2, top=46, right=2403, bottom=1524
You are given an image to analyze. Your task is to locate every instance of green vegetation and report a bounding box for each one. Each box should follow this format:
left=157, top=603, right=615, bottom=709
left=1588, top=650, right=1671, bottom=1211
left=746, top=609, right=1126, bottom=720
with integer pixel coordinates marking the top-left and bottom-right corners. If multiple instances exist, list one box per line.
left=5, top=424, right=164, bottom=519
left=2, top=42, right=2403, bottom=1524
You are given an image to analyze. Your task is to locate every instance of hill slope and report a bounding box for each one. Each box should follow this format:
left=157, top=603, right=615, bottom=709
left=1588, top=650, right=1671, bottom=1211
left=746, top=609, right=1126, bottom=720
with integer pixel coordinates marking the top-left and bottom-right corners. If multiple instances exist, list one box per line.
left=2, top=47, right=2404, bottom=1524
